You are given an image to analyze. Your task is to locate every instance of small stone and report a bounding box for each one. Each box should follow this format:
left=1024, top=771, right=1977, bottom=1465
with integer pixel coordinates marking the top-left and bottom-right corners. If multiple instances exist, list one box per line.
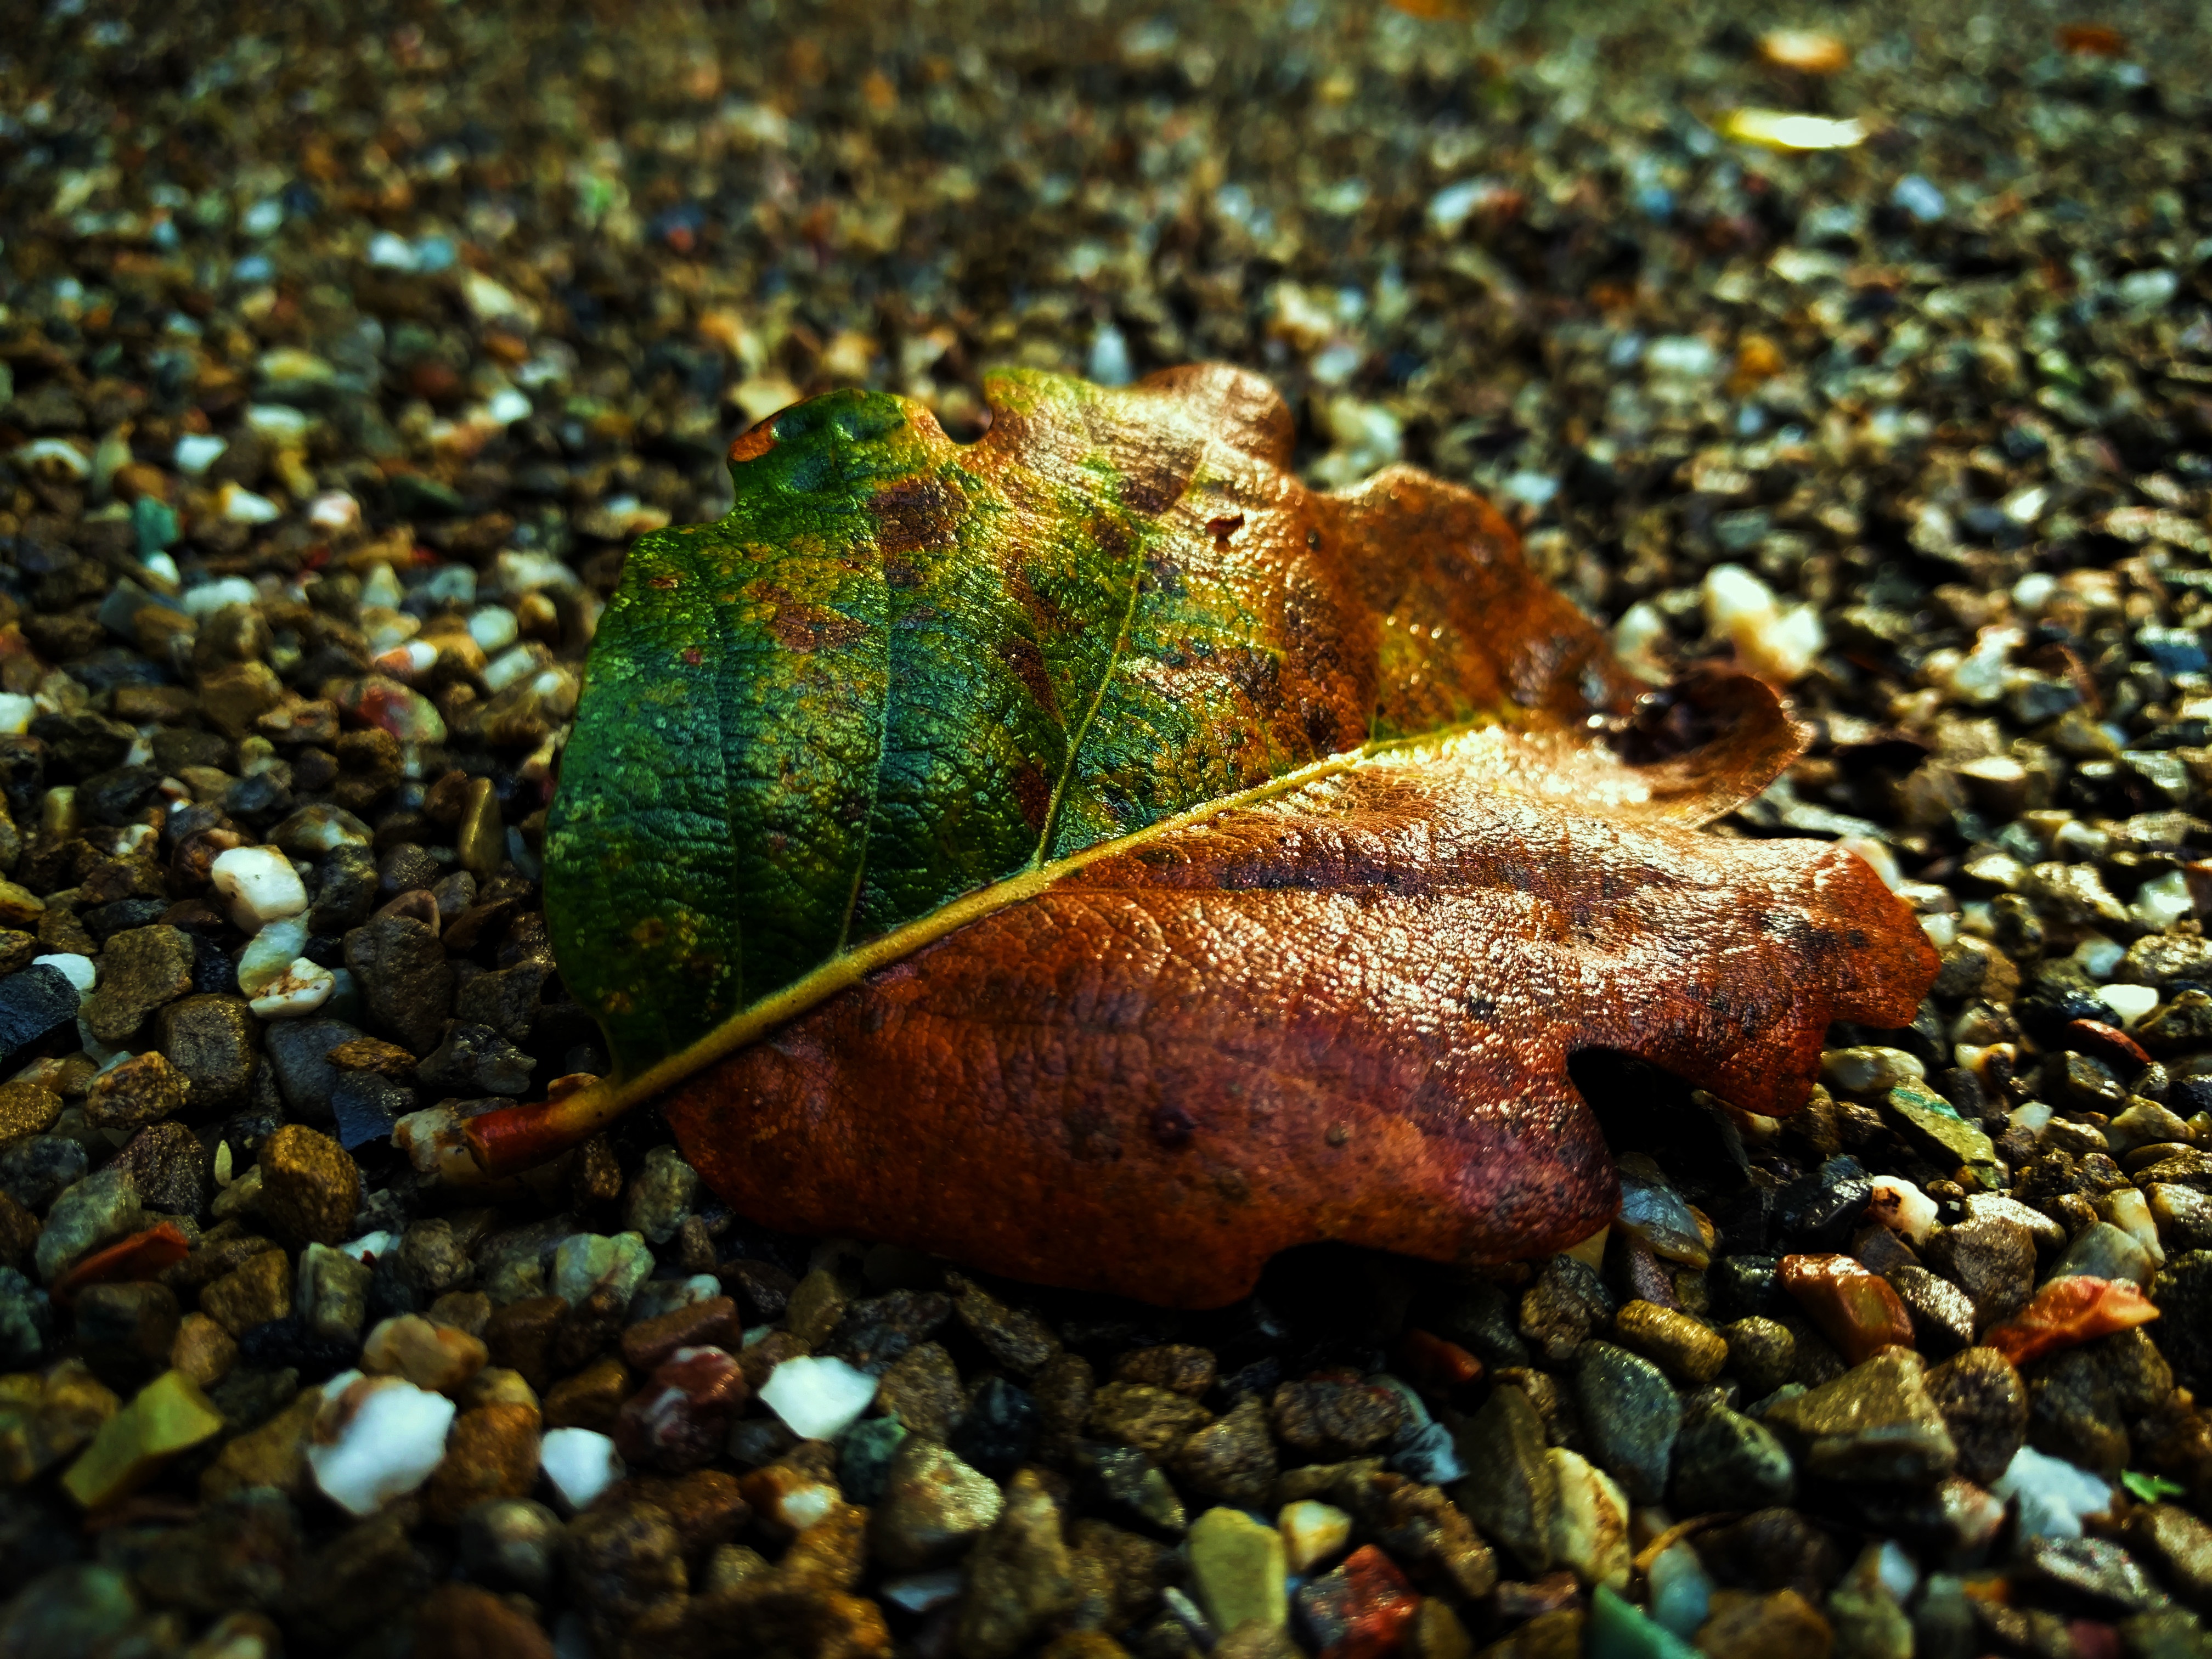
left=60, top=1368, right=225, bottom=1509
left=1271, top=1378, right=1407, bottom=1459
left=540, top=1425, right=624, bottom=1512
left=759, top=1353, right=880, bottom=1440
left=1762, top=1350, right=1957, bottom=1485
left=1720, top=1317, right=1796, bottom=1397
left=425, top=1402, right=542, bottom=1522
left=1174, top=1395, right=1279, bottom=1508
left=0, top=1566, right=139, bottom=1659
left=1547, top=1447, right=1632, bottom=1592
left=307, top=1370, right=457, bottom=1516
left=1881, top=1080, right=2000, bottom=1175
left=296, top=1242, right=373, bottom=1341
left=342, top=913, right=455, bottom=1052
left=1990, top=1274, right=2162, bottom=1368
left=456, top=777, right=506, bottom=879
left=1884, top=1265, right=1977, bottom=1356
left=840, top=1417, right=909, bottom=1506
left=247, top=958, right=336, bottom=1019
left=1692, top=1588, right=1831, bottom=1659
left=957, top=1468, right=1079, bottom=1659
left=1865, top=1176, right=1938, bottom=1248
left=1519, top=1254, right=1615, bottom=1363
left=1073, top=1441, right=1187, bottom=1535
left=1295, top=1543, right=1420, bottom=1659
left=1114, top=1343, right=1217, bottom=1397
left=457, top=1496, right=564, bottom=1595
left=2050, top=1221, right=2157, bottom=1289
left=952, top=1374, right=1039, bottom=1480
left=202, top=1248, right=293, bottom=1336
left=1778, top=1252, right=1915, bottom=1364
left=418, top=1021, right=537, bottom=1099
left=1671, top=1402, right=1795, bottom=1515
left=2127, top=1504, right=2212, bottom=1606
left=1189, top=1505, right=1289, bottom=1637
left=828, top=1288, right=953, bottom=1373
left=872, top=1437, right=1006, bottom=1569
left=1279, top=1500, right=1353, bottom=1575
left=171, top=1311, right=240, bottom=1387
left=0, top=964, right=85, bottom=1062
left=613, top=1345, right=748, bottom=1471
left=257, top=1124, right=360, bottom=1245
left=411, top=1583, right=553, bottom=1659
left=362, top=1312, right=488, bottom=1392
left=551, top=1229, right=654, bottom=1307
left=82, top=1051, right=189, bottom=1131
left=543, top=1355, right=631, bottom=1431
left=2019, top=1534, right=2165, bottom=1614
left=1451, top=1385, right=1557, bottom=1575
left=1922, top=1347, right=2027, bottom=1486
left=0, top=1079, right=61, bottom=1141
left=79, top=926, right=194, bottom=1045
left=154, top=993, right=258, bottom=1110
left=950, top=1272, right=1062, bottom=1373
left=562, top=1496, right=686, bottom=1655
left=1924, top=1215, right=2036, bottom=1329
left=35, top=1165, right=143, bottom=1284
left=209, top=847, right=308, bottom=931
left=197, top=1388, right=320, bottom=1502
left=1613, top=1301, right=1728, bottom=1384
left=1573, top=1342, right=1680, bottom=1503
left=1088, top=1381, right=1213, bottom=1458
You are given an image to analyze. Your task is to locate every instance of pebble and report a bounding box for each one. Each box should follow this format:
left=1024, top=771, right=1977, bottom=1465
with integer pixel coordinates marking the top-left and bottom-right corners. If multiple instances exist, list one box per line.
left=1612, top=1300, right=1728, bottom=1384
left=1762, top=1350, right=1958, bottom=1484
left=956, top=1468, right=1078, bottom=1659
left=1588, top=1582, right=1700, bottom=1658
left=361, top=1313, right=489, bottom=1393
left=1545, top=1447, right=1632, bottom=1590
left=1295, top=1543, right=1420, bottom=1659
left=759, top=1353, right=879, bottom=1440
left=34, top=1165, right=143, bottom=1285
left=1991, top=1444, right=2114, bottom=1540
left=1925, top=1215, right=2037, bottom=1329
left=1451, top=1383, right=1557, bottom=1575
left=1572, top=1341, right=1680, bottom=1503
left=2050, top=1221, right=2157, bottom=1289
left=1647, top=1542, right=1714, bottom=1639
left=1279, top=1499, right=1353, bottom=1575
left=1865, top=1176, right=1938, bottom=1246
left=208, top=847, right=308, bottom=932
left=306, top=1371, right=457, bottom=1516
left=540, top=1426, right=625, bottom=1513
left=612, top=1345, right=747, bottom=1471
left=1884, top=1265, right=1977, bottom=1355
left=1988, top=1274, right=2160, bottom=1367
left=80, top=927, right=193, bottom=1045
left=1671, top=1402, right=1795, bottom=1515
left=871, top=1437, right=1005, bottom=1569
left=256, top=1125, right=360, bottom=1245
left=1922, top=1347, right=2028, bottom=1486
left=1188, top=1505, right=1288, bottom=1638
left=1173, top=1394, right=1279, bottom=1507
left=81, top=1051, right=188, bottom=1132
left=457, top=1497, right=563, bottom=1596
left=425, top=1402, right=542, bottom=1523
left=59, top=1368, right=224, bottom=1509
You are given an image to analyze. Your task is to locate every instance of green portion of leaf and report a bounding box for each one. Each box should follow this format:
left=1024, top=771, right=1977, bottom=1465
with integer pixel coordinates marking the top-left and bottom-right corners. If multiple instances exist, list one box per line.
left=2123, top=1470, right=2186, bottom=1503
left=544, top=368, right=1530, bottom=1082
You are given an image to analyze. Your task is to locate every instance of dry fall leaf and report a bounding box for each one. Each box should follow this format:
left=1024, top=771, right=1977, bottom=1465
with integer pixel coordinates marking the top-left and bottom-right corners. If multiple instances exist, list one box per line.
left=443, top=365, right=1937, bottom=1307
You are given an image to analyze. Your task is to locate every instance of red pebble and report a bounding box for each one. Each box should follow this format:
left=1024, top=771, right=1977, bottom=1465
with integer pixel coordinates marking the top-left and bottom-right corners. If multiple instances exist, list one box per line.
left=1392, top=1329, right=1483, bottom=1395
left=612, top=1345, right=749, bottom=1471
left=1984, top=1276, right=2159, bottom=1368
left=2061, top=1019, right=2151, bottom=1073
left=52, top=1222, right=190, bottom=1305
left=1780, top=1252, right=1915, bottom=1365
left=1294, top=1545, right=1420, bottom=1659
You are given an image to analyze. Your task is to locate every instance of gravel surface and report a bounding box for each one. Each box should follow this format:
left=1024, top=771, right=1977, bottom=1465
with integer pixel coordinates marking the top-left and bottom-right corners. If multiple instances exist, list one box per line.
left=7, top=1, right=2212, bottom=1656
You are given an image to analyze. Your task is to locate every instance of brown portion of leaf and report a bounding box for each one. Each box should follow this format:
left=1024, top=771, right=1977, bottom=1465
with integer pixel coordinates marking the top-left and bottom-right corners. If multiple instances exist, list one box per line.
left=668, top=675, right=1936, bottom=1308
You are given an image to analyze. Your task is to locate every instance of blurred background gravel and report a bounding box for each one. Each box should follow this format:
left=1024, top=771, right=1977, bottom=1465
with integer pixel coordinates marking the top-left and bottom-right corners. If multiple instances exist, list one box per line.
left=8, top=2, right=2212, bottom=1657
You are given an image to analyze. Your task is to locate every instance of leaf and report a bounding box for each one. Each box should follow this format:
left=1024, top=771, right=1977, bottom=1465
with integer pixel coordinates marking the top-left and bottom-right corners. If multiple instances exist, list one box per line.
left=472, top=364, right=1935, bottom=1307
left=2122, top=1470, right=2187, bottom=1504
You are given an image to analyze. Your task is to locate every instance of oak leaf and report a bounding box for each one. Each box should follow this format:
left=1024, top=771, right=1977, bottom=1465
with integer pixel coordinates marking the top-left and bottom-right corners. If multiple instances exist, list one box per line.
left=453, top=364, right=1936, bottom=1307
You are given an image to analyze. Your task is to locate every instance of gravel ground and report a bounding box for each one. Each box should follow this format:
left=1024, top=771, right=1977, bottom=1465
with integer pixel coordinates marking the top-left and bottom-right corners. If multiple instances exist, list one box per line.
left=7, top=0, right=2212, bottom=1655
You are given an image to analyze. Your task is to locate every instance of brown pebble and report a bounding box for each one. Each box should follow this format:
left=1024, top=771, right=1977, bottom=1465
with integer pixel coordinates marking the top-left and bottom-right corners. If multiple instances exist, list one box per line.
left=328, top=1037, right=419, bottom=1076
left=1112, top=1344, right=1217, bottom=1397
left=620, top=1296, right=740, bottom=1374
left=83, top=1052, right=190, bottom=1131
left=425, top=1403, right=543, bottom=1524
left=201, top=1248, right=293, bottom=1337
left=544, top=1355, right=632, bottom=1432
left=484, top=1294, right=566, bottom=1391
left=171, top=1312, right=239, bottom=1388
left=410, top=1581, right=555, bottom=1659
left=0, top=1079, right=61, bottom=1140
left=257, top=1124, right=361, bottom=1245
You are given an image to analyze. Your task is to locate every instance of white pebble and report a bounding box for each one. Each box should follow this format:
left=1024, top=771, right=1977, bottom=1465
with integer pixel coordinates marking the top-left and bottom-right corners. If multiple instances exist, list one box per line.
left=173, top=433, right=229, bottom=476
left=249, top=958, right=336, bottom=1019
left=340, top=1230, right=400, bottom=1264
left=2097, top=983, right=2160, bottom=1029
left=484, top=644, right=546, bottom=693
left=219, top=483, right=281, bottom=524
left=308, top=492, right=362, bottom=534
left=486, top=387, right=534, bottom=426
left=1993, top=1445, right=2112, bottom=1541
left=540, top=1427, right=624, bottom=1513
left=237, top=918, right=310, bottom=995
left=2074, top=936, right=2127, bottom=981
left=2133, top=870, right=2197, bottom=934
left=1875, top=1540, right=1918, bottom=1603
left=183, top=576, right=263, bottom=618
left=359, top=562, right=405, bottom=610
left=2009, top=1101, right=2054, bottom=1137
left=244, top=403, right=312, bottom=444
left=1866, top=1176, right=1937, bottom=1246
left=1702, top=564, right=1825, bottom=684
left=308, top=1372, right=456, bottom=1517
left=210, top=845, right=309, bottom=930
left=758, top=1355, right=879, bottom=1441
left=0, top=694, right=33, bottom=735
left=33, top=953, right=95, bottom=996
left=1611, top=601, right=1671, bottom=686
left=469, top=607, right=520, bottom=653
